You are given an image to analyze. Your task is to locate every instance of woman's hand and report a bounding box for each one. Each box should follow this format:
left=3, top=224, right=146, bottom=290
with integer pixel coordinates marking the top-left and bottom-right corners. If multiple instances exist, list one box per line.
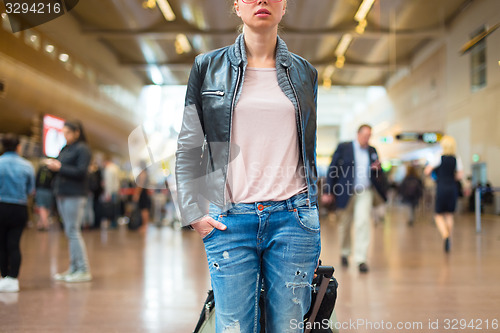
left=46, top=159, right=62, bottom=172
left=191, top=215, right=227, bottom=239
left=321, top=193, right=334, bottom=205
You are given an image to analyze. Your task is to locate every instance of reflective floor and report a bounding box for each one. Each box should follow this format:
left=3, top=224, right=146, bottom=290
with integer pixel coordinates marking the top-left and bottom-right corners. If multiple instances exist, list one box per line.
left=1, top=204, right=500, bottom=333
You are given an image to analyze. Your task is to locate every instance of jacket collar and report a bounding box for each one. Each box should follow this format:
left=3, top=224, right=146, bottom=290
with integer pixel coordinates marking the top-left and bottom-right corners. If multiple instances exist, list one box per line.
left=228, top=33, right=292, bottom=68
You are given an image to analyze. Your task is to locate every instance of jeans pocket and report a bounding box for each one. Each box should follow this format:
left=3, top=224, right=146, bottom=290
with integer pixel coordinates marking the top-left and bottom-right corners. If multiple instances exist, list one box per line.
left=202, top=227, right=217, bottom=241
left=293, top=206, right=320, bottom=232
left=202, top=213, right=223, bottom=242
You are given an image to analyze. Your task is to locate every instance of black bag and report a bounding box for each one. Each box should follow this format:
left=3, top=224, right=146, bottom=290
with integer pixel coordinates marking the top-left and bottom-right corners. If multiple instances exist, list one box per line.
left=304, top=270, right=338, bottom=333
left=194, top=265, right=338, bottom=333
left=128, top=205, right=142, bottom=230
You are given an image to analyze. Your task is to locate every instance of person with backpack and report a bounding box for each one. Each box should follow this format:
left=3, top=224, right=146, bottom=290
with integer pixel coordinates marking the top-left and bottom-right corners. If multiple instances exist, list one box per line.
left=399, top=165, right=423, bottom=226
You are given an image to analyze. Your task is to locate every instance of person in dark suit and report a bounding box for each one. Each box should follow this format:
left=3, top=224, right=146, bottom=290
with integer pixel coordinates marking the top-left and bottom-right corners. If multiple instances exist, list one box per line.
left=322, top=124, right=386, bottom=273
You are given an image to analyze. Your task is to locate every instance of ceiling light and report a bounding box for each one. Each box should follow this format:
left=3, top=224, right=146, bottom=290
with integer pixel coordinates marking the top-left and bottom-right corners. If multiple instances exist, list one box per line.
left=323, top=78, right=332, bottom=89
left=150, top=66, right=164, bottom=85
left=1, top=13, right=7, bottom=20
left=143, top=0, right=156, bottom=9
left=175, top=34, right=192, bottom=54
left=45, top=44, right=55, bottom=53
left=335, top=34, right=353, bottom=57
left=498, top=60, right=500, bottom=66
left=59, top=53, right=69, bottom=62
left=335, top=56, right=345, bottom=69
left=355, top=19, right=367, bottom=34
left=354, top=0, right=375, bottom=22
left=323, top=65, right=336, bottom=78
left=156, top=0, right=176, bottom=21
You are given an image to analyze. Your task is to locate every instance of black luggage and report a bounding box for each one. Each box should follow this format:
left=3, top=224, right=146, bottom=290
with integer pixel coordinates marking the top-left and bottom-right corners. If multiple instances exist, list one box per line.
left=193, top=265, right=338, bottom=333
left=127, top=203, right=142, bottom=230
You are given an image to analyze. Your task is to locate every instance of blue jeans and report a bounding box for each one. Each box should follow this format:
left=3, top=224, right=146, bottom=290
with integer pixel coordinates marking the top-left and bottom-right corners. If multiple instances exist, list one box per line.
left=56, top=196, right=90, bottom=273
left=203, top=193, right=321, bottom=333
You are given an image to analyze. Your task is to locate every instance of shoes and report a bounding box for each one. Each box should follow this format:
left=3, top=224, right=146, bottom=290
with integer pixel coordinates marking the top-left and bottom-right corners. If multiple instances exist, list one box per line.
left=359, top=263, right=369, bottom=273
left=53, top=270, right=73, bottom=281
left=64, top=271, right=92, bottom=283
left=341, top=256, right=349, bottom=267
left=0, top=277, right=19, bottom=292
left=444, top=237, right=450, bottom=253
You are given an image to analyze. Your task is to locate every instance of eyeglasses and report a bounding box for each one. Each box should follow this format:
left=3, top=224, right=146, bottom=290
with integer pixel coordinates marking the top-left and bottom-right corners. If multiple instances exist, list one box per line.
left=241, top=0, right=283, bottom=4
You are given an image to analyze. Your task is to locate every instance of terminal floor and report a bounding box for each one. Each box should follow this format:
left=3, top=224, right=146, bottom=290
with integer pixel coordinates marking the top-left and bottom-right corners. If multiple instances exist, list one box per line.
left=1, top=206, right=500, bottom=333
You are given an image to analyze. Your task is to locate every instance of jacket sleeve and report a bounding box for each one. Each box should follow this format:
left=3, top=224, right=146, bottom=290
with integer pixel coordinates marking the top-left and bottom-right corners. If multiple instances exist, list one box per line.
left=59, top=144, right=91, bottom=181
left=325, top=143, right=343, bottom=194
left=175, top=56, right=206, bottom=226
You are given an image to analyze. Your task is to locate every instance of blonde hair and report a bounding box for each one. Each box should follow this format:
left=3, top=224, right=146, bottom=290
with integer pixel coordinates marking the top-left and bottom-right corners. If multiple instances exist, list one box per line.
left=440, top=135, right=457, bottom=155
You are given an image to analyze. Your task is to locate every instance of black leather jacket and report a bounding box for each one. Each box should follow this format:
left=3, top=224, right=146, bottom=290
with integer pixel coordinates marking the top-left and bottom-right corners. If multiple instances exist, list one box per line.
left=176, top=34, right=318, bottom=225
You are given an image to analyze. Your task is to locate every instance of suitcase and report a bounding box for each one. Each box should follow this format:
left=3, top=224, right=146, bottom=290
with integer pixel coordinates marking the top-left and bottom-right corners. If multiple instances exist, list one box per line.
left=193, top=265, right=338, bottom=333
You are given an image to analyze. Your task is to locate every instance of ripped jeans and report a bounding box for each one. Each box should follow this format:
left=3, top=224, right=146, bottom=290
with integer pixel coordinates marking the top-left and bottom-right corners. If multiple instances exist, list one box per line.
left=203, top=192, right=321, bottom=333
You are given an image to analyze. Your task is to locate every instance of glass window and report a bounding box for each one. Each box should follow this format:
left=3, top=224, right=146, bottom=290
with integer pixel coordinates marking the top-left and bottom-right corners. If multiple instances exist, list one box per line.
left=470, top=26, right=487, bottom=92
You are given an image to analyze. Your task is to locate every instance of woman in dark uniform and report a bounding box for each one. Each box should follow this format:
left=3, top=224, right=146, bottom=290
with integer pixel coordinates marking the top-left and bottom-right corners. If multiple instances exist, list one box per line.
left=425, top=135, right=463, bottom=252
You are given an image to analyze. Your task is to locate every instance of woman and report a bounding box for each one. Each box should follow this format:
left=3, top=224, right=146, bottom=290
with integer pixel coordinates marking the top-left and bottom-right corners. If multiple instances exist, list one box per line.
left=175, top=1, right=320, bottom=331
left=425, top=135, right=463, bottom=252
left=46, top=120, right=92, bottom=282
left=399, top=165, right=423, bottom=226
left=0, top=133, right=35, bottom=292
left=133, top=168, right=151, bottom=232
left=35, top=164, right=55, bottom=231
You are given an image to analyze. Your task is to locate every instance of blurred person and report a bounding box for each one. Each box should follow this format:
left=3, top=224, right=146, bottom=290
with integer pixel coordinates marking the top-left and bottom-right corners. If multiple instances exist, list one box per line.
left=88, top=160, right=103, bottom=229
left=398, top=165, right=424, bottom=226
left=83, top=160, right=102, bottom=229
left=133, top=167, right=151, bottom=232
left=322, top=124, right=386, bottom=273
left=34, top=164, right=55, bottom=231
left=102, top=156, right=121, bottom=229
left=424, top=135, right=463, bottom=252
left=175, top=0, right=320, bottom=331
left=0, top=133, right=35, bottom=292
left=46, top=120, right=92, bottom=282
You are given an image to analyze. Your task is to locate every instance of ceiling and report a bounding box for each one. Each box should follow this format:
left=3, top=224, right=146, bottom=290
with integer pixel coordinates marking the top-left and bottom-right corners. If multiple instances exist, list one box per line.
left=69, top=0, right=473, bottom=86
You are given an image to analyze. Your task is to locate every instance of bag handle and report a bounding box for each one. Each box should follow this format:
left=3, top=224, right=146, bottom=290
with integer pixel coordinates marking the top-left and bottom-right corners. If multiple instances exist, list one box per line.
left=304, top=266, right=334, bottom=333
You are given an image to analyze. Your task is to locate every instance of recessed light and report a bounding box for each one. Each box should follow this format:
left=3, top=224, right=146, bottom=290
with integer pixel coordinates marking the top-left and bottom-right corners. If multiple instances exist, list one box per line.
left=59, top=53, right=69, bottom=62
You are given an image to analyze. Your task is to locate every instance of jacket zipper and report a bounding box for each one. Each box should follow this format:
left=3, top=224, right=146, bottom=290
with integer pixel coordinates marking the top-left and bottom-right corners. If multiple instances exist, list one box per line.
left=286, top=67, right=311, bottom=206
left=202, top=91, right=225, bottom=96
left=223, top=65, right=242, bottom=205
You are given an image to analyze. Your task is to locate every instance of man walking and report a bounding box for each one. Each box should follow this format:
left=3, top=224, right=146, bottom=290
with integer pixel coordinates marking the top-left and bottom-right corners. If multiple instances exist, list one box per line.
left=322, top=125, right=386, bottom=273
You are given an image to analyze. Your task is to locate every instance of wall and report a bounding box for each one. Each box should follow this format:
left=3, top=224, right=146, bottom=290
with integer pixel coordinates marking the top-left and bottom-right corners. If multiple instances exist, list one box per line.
left=352, top=0, right=500, bottom=185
